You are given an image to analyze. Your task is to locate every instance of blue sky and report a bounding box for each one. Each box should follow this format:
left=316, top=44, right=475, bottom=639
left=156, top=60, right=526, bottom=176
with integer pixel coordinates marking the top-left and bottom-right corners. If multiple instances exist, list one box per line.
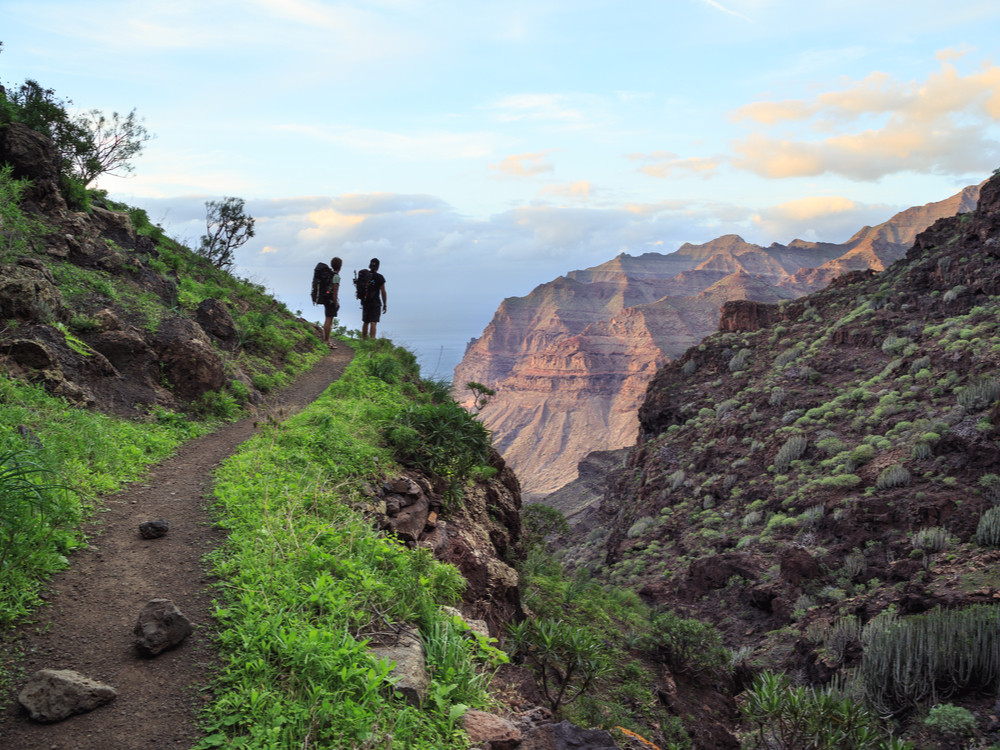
left=4, top=0, right=1000, bottom=376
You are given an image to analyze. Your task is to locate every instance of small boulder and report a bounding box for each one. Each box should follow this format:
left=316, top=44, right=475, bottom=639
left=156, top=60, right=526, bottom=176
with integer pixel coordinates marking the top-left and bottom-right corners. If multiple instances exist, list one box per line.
left=369, top=625, right=429, bottom=706
left=139, top=519, right=170, bottom=539
left=521, top=720, right=618, bottom=750
left=18, top=668, right=117, bottom=723
left=463, top=709, right=521, bottom=750
left=134, top=598, right=193, bottom=656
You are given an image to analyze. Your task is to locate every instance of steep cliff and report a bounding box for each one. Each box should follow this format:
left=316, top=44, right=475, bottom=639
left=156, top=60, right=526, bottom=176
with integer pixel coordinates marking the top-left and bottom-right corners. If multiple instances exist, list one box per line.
left=455, top=184, right=982, bottom=498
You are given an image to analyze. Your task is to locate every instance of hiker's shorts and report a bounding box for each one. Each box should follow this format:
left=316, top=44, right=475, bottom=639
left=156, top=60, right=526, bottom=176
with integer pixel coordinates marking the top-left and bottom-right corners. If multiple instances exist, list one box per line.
left=362, top=300, right=381, bottom=323
left=323, top=300, right=339, bottom=318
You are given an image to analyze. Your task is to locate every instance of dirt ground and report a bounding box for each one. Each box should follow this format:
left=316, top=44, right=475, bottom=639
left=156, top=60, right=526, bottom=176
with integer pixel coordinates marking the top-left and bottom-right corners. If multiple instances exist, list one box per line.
left=0, top=345, right=353, bottom=750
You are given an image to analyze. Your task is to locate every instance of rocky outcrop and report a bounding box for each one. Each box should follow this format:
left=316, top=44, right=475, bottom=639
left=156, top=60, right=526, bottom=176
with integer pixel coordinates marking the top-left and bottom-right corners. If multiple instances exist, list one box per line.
left=371, top=452, right=524, bottom=634
left=456, top=184, right=981, bottom=498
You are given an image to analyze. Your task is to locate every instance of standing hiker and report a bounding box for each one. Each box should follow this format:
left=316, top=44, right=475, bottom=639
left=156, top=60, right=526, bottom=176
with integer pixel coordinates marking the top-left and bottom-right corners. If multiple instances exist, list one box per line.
left=355, top=257, right=387, bottom=340
left=311, top=256, right=342, bottom=349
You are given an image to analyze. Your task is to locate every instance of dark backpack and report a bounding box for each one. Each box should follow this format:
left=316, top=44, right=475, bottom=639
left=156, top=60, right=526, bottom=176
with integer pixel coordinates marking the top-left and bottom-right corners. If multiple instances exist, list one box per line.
left=311, top=263, right=334, bottom=304
left=354, top=269, right=379, bottom=303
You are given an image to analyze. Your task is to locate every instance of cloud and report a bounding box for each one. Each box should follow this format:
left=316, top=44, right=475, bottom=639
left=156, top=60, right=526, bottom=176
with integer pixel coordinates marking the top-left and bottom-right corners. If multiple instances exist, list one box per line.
left=729, top=56, right=1000, bottom=179
left=697, top=0, right=754, bottom=22
left=539, top=181, right=593, bottom=200
left=490, top=151, right=556, bottom=178
left=626, top=152, right=723, bottom=178
left=751, top=195, right=895, bottom=241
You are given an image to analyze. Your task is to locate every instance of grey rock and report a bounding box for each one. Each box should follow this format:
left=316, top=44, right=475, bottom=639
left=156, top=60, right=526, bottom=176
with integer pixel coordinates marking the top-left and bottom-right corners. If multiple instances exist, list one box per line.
left=17, top=668, right=117, bottom=723
left=369, top=625, right=429, bottom=706
left=139, top=519, right=170, bottom=539
left=463, top=709, right=521, bottom=750
left=134, top=598, right=193, bottom=656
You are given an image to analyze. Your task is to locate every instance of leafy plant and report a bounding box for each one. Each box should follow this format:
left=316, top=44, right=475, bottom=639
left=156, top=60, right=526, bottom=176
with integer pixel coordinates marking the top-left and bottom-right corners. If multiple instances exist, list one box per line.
left=647, top=610, right=728, bottom=676
left=507, top=617, right=611, bottom=715
left=922, top=703, right=976, bottom=738
left=740, top=671, right=908, bottom=750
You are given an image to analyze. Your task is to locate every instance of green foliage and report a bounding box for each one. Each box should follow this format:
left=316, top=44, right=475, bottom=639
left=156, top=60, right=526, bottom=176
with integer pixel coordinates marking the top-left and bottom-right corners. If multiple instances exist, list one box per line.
left=910, top=526, right=949, bottom=553
left=648, top=610, right=728, bottom=676
left=740, top=671, right=907, bottom=750
left=0, top=165, right=44, bottom=261
left=0, top=450, right=79, bottom=614
left=386, top=401, right=491, bottom=483
left=465, top=381, right=495, bottom=412
left=521, top=504, right=569, bottom=550
left=729, top=348, right=751, bottom=371
left=922, top=703, right=976, bottom=737
left=975, top=507, right=1000, bottom=547
left=71, top=108, right=152, bottom=186
left=507, top=618, right=611, bottom=714
left=875, top=464, right=910, bottom=490
left=200, top=352, right=491, bottom=747
left=197, top=196, right=255, bottom=269
left=957, top=375, right=1000, bottom=411
left=774, top=434, right=808, bottom=473
left=860, top=605, right=1000, bottom=714
left=980, top=473, right=1000, bottom=504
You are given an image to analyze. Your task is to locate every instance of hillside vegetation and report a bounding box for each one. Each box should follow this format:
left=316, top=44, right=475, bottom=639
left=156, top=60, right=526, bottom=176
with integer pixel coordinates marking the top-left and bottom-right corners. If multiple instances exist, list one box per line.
left=552, top=168, right=1000, bottom=748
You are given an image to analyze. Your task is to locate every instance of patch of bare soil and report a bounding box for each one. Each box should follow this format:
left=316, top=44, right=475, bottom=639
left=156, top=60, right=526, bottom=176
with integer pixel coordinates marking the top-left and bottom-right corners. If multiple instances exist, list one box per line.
left=0, top=346, right=353, bottom=750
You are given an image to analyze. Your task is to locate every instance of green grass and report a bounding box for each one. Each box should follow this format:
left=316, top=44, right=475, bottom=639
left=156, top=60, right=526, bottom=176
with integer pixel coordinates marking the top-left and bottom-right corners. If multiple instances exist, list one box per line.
left=0, top=375, right=209, bottom=625
left=196, top=345, right=503, bottom=749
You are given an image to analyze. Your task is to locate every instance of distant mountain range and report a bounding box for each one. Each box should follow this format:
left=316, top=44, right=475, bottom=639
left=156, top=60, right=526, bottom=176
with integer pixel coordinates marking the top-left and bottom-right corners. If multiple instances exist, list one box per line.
left=454, top=183, right=982, bottom=499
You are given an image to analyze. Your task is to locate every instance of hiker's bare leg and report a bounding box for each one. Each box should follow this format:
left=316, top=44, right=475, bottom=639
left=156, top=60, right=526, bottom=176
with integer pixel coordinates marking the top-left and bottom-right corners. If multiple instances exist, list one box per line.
left=323, top=317, right=332, bottom=343
left=361, top=322, right=370, bottom=339
left=370, top=322, right=377, bottom=338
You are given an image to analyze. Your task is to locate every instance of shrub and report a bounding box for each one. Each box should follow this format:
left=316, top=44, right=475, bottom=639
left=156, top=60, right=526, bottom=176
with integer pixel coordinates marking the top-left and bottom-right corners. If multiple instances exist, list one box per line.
left=648, top=611, right=728, bottom=676
left=911, top=526, right=949, bottom=553
left=774, top=435, right=808, bottom=473
left=850, top=444, right=876, bottom=466
left=957, top=376, right=1000, bottom=411
left=729, top=348, right=751, bottom=372
left=386, top=401, right=490, bottom=483
left=627, top=516, right=657, bottom=539
left=506, top=618, right=610, bottom=715
left=980, top=474, right=1000, bottom=504
left=875, top=464, right=910, bottom=490
left=861, top=604, right=1000, bottom=714
left=740, top=671, right=900, bottom=749
left=923, top=703, right=976, bottom=738
left=975, top=507, right=1000, bottom=547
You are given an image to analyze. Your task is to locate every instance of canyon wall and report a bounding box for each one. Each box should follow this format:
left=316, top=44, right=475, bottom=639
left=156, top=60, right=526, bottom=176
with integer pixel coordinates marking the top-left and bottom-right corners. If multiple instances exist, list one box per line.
left=454, top=185, right=981, bottom=499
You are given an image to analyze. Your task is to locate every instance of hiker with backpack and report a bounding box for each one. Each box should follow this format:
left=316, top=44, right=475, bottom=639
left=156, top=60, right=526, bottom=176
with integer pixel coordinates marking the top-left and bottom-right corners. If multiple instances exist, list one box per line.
left=311, top=256, right=342, bottom=349
left=355, top=257, right=387, bottom=340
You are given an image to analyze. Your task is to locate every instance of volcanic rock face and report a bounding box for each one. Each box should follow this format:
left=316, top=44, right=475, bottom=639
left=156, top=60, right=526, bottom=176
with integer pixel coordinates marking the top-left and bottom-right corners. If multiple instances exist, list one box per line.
left=455, top=184, right=981, bottom=498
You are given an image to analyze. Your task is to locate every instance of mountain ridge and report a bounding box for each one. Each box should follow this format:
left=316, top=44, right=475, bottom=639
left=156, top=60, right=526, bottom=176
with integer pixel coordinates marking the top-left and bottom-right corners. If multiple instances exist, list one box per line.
left=455, top=181, right=984, bottom=498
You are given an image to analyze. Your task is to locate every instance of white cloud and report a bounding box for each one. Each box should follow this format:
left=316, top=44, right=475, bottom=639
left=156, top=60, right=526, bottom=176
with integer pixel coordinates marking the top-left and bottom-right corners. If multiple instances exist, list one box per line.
left=729, top=56, right=1000, bottom=179
left=490, top=151, right=557, bottom=178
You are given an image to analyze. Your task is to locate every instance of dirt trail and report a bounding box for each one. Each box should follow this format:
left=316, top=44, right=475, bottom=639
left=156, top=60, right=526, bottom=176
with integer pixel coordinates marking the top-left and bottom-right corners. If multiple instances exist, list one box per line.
left=0, top=346, right=353, bottom=750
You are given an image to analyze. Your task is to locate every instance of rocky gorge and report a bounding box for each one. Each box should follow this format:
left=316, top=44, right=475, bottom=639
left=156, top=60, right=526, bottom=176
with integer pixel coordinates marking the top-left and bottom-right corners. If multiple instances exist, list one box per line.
left=455, top=183, right=982, bottom=502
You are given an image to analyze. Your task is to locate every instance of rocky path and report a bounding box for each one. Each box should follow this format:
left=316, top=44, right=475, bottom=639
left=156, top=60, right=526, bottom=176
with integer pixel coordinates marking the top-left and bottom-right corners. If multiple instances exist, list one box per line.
left=0, top=346, right=353, bottom=750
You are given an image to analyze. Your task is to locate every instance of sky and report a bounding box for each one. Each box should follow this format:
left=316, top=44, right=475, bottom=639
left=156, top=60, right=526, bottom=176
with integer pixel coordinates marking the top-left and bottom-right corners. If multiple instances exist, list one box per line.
left=4, top=0, right=1000, bottom=378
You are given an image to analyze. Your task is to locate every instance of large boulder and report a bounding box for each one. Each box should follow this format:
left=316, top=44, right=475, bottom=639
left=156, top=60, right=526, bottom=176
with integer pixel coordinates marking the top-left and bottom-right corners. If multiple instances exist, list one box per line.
left=17, top=669, right=117, bottom=723
left=154, top=317, right=227, bottom=400
left=0, top=262, right=64, bottom=320
left=0, top=122, right=66, bottom=213
left=195, top=298, right=239, bottom=349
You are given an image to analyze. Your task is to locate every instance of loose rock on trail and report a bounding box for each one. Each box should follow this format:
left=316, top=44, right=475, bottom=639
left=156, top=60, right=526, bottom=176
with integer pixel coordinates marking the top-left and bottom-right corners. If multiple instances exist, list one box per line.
left=0, top=346, right=352, bottom=749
